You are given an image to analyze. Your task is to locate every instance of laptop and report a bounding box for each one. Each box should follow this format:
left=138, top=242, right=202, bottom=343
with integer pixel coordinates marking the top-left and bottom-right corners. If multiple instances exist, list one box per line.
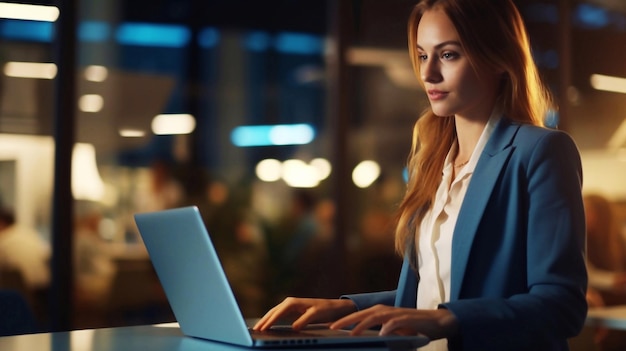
left=134, top=206, right=429, bottom=349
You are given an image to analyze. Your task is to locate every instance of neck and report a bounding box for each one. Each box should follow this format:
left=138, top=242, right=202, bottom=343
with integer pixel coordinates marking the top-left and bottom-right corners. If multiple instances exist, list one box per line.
left=454, top=117, right=488, bottom=163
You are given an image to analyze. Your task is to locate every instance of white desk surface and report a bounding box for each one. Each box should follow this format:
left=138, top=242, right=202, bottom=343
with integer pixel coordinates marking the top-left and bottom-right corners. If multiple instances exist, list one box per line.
left=0, top=323, right=417, bottom=351
left=586, top=305, right=626, bottom=330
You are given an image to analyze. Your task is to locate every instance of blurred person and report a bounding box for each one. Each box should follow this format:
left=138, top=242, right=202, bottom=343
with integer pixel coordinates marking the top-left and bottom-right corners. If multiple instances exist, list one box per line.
left=73, top=201, right=116, bottom=306
left=0, top=206, right=50, bottom=291
left=254, top=1, right=587, bottom=350
left=135, top=160, right=184, bottom=213
left=198, top=179, right=270, bottom=317
left=268, top=189, right=334, bottom=304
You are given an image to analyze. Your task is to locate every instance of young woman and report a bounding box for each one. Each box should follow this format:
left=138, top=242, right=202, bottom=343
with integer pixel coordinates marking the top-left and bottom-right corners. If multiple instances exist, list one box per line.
left=254, top=0, right=587, bottom=350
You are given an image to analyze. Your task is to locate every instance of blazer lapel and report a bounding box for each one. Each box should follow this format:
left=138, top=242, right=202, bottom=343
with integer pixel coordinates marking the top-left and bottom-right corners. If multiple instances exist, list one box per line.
left=449, top=119, right=520, bottom=300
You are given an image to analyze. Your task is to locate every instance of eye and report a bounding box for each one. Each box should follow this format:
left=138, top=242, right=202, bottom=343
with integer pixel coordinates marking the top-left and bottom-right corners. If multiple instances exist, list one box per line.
left=441, top=52, right=459, bottom=60
left=417, top=53, right=427, bottom=62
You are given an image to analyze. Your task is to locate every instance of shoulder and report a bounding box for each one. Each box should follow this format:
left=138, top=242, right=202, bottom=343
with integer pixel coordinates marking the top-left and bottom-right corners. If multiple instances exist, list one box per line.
left=504, top=121, right=579, bottom=155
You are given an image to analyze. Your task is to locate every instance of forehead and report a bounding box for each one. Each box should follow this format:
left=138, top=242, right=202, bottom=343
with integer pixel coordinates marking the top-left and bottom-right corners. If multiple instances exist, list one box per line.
left=416, top=8, right=460, bottom=49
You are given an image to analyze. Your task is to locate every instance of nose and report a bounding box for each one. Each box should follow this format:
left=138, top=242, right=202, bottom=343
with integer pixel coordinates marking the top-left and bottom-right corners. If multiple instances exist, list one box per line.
left=420, top=58, right=442, bottom=84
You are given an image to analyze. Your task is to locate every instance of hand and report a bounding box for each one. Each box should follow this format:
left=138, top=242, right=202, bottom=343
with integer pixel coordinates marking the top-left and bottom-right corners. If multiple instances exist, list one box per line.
left=253, top=297, right=357, bottom=331
left=330, top=305, right=459, bottom=340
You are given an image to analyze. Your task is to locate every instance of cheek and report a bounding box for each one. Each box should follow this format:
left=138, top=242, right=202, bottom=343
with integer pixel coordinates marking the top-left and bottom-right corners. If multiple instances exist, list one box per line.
left=455, top=68, right=496, bottom=99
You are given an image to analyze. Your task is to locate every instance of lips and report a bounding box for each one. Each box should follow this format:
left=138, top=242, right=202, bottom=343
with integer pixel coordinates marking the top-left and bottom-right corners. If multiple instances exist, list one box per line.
left=427, top=89, right=448, bottom=101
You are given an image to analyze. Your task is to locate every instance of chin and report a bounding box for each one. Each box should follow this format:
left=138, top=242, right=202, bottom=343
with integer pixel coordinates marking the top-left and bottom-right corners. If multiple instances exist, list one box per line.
left=431, top=109, right=455, bottom=118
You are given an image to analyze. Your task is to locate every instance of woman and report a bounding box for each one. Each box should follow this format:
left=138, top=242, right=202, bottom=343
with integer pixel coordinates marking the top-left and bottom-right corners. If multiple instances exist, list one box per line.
left=254, top=0, right=587, bottom=350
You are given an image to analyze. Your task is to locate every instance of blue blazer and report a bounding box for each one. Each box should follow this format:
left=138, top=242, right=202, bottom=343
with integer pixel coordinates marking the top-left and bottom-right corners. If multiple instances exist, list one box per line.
left=344, top=119, right=587, bottom=351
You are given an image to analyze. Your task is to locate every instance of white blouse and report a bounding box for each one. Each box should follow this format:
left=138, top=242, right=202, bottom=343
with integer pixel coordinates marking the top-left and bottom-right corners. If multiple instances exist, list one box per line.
left=416, top=114, right=499, bottom=351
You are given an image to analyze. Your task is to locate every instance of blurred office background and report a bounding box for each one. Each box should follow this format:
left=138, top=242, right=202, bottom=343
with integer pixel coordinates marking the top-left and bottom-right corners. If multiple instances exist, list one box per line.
left=0, top=0, right=625, bottom=338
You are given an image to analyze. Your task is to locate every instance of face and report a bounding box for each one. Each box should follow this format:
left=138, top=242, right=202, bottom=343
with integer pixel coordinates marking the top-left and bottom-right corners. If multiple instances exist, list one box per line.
left=416, top=8, right=500, bottom=121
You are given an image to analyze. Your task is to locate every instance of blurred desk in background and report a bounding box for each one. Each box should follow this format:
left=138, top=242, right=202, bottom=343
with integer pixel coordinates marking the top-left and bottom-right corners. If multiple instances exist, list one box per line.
left=586, top=305, right=626, bottom=330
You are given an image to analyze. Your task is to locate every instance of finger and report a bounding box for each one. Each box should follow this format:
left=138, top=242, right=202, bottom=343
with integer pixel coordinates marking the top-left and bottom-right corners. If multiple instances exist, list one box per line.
left=349, top=313, right=389, bottom=335
left=291, top=305, right=319, bottom=330
left=330, top=310, right=371, bottom=332
left=254, top=303, right=292, bottom=331
left=253, top=307, right=279, bottom=331
left=379, top=315, right=413, bottom=336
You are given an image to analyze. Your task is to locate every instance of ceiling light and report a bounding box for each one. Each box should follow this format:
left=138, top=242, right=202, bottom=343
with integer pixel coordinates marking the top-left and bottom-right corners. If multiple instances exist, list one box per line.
left=78, top=94, right=104, bottom=113
left=3, top=62, right=57, bottom=79
left=0, top=2, right=59, bottom=22
left=590, top=74, right=626, bottom=94
left=119, top=129, right=146, bottom=138
left=84, top=65, right=108, bottom=82
left=151, top=114, right=196, bottom=135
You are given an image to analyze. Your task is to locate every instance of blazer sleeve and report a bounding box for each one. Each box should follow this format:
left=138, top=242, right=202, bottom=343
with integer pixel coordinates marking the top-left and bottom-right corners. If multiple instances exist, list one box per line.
left=340, top=290, right=397, bottom=310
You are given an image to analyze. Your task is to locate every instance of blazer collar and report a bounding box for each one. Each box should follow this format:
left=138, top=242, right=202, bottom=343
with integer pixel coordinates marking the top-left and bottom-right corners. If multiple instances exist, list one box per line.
left=449, top=118, right=521, bottom=299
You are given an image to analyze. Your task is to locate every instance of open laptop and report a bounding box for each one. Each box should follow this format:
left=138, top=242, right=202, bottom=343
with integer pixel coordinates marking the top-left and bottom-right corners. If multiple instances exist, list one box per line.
left=134, top=206, right=429, bottom=349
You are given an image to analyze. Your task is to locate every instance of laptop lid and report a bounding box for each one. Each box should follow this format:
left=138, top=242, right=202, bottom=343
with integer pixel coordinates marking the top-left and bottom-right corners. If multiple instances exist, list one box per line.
left=135, top=206, right=254, bottom=346
left=134, top=206, right=429, bottom=349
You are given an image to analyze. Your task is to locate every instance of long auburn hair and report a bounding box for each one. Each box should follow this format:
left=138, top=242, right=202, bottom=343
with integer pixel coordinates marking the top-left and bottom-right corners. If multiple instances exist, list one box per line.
left=395, top=0, right=554, bottom=262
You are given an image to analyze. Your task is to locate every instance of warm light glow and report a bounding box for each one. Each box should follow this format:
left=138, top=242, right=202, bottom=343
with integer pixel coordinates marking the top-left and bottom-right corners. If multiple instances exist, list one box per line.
left=84, top=65, right=108, bottom=82
left=346, top=47, right=419, bottom=89
left=119, top=129, right=146, bottom=138
left=255, top=159, right=282, bottom=182
left=3, top=61, right=57, bottom=79
left=282, top=159, right=320, bottom=188
left=310, top=158, right=331, bottom=180
left=72, top=143, right=105, bottom=201
left=78, top=94, right=104, bottom=113
left=0, top=2, right=59, bottom=22
left=607, top=119, right=626, bottom=151
left=619, top=148, right=626, bottom=163
left=352, top=160, right=381, bottom=188
left=151, top=114, right=196, bottom=135
left=255, top=158, right=332, bottom=187
left=590, top=74, right=626, bottom=94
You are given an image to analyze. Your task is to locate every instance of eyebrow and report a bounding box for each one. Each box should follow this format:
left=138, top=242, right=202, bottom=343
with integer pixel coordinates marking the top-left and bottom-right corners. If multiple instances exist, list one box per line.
left=416, top=40, right=462, bottom=51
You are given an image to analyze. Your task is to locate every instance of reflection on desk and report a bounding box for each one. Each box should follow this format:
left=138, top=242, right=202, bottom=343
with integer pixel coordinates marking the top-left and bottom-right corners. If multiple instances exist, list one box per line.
left=586, top=305, right=626, bottom=330
left=0, top=323, right=421, bottom=351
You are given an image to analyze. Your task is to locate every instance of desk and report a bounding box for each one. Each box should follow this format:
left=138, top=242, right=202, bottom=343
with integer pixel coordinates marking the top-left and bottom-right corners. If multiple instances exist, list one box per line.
left=0, top=323, right=420, bottom=351
left=586, top=305, right=626, bottom=330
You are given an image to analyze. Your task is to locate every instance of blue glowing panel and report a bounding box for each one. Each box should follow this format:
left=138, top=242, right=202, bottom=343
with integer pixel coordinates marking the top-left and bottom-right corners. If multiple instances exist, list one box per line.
left=244, top=31, right=271, bottom=52
left=274, top=32, right=323, bottom=55
left=79, top=21, right=110, bottom=42
left=116, top=22, right=191, bottom=48
left=0, top=19, right=53, bottom=42
left=198, top=27, right=219, bottom=48
left=231, top=124, right=316, bottom=147
left=574, top=4, right=609, bottom=29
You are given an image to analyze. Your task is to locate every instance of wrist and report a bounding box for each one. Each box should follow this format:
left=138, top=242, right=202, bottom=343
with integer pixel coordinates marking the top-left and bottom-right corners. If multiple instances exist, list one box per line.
left=437, top=308, right=459, bottom=338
